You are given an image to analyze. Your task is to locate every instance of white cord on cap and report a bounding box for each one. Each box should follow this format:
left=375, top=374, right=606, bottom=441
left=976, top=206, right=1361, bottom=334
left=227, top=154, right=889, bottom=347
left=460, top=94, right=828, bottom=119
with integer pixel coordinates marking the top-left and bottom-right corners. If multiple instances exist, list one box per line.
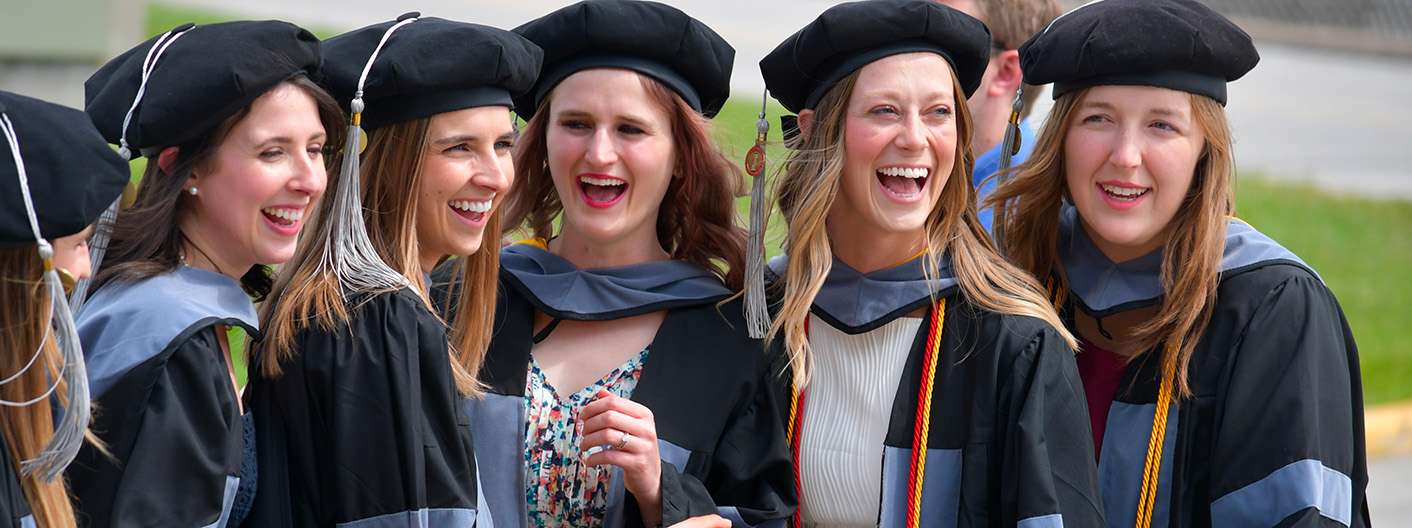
left=115, top=26, right=194, bottom=160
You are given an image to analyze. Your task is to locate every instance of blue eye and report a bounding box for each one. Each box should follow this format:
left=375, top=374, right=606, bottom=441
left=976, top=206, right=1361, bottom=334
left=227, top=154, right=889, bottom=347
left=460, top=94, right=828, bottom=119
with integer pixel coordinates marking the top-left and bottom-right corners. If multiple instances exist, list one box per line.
left=870, top=106, right=898, bottom=116
left=495, top=139, right=515, bottom=151
left=933, top=106, right=952, bottom=117
left=260, top=148, right=284, bottom=160
left=1152, top=121, right=1176, bottom=132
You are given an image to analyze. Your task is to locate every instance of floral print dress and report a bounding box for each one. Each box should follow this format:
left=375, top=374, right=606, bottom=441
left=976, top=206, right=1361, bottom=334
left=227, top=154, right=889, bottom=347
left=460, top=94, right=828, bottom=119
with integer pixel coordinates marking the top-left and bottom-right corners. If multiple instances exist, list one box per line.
left=525, top=348, right=649, bottom=527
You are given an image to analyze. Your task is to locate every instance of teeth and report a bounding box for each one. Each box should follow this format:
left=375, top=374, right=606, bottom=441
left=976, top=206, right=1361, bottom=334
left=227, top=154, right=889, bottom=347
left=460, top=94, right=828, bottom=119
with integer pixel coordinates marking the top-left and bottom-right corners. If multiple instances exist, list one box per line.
left=1100, top=184, right=1148, bottom=197
left=262, top=208, right=303, bottom=221
left=878, top=167, right=929, bottom=179
left=450, top=199, right=492, bottom=213
left=579, top=176, right=625, bottom=186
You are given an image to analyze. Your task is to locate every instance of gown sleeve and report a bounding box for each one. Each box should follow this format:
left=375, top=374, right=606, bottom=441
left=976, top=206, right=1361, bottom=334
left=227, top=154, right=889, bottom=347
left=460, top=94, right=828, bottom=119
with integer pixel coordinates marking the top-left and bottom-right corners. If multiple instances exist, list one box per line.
left=1003, top=325, right=1107, bottom=527
left=1207, top=273, right=1369, bottom=527
left=294, top=291, right=479, bottom=526
left=74, top=329, right=242, bottom=528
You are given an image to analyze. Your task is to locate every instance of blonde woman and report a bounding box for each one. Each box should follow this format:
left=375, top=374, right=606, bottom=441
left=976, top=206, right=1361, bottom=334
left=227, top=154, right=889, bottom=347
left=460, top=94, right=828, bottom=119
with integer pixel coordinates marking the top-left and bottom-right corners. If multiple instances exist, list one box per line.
left=244, top=16, right=540, bottom=526
left=759, top=1, right=1103, bottom=526
left=989, top=0, right=1369, bottom=526
left=0, top=91, right=128, bottom=528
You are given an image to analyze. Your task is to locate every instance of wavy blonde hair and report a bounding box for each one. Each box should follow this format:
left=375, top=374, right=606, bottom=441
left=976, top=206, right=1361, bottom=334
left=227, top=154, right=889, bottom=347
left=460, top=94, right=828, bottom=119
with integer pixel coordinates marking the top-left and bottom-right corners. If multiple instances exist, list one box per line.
left=256, top=117, right=498, bottom=397
left=986, top=87, right=1235, bottom=400
left=769, top=67, right=1076, bottom=385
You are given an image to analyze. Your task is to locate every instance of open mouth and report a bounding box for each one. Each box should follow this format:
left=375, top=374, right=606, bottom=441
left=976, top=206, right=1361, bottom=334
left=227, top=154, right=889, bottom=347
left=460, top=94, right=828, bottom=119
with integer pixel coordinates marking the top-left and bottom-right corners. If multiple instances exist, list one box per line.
left=262, top=207, right=303, bottom=228
left=877, top=167, right=929, bottom=198
left=450, top=199, right=492, bottom=223
left=1099, top=183, right=1150, bottom=202
left=578, top=175, right=627, bottom=207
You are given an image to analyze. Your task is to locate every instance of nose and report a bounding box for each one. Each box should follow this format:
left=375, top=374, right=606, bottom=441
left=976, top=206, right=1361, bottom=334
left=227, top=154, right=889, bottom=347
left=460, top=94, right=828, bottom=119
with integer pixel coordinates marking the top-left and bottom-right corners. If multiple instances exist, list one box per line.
left=1108, top=127, right=1142, bottom=169
left=289, top=151, right=327, bottom=197
left=584, top=127, right=618, bottom=167
left=475, top=152, right=512, bottom=194
left=894, top=113, right=928, bottom=151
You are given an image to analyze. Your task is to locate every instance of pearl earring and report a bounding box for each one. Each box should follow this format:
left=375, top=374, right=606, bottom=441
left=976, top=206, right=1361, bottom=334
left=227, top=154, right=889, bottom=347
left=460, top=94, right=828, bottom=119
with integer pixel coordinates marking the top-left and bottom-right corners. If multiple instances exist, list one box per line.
left=187, top=187, right=198, bottom=196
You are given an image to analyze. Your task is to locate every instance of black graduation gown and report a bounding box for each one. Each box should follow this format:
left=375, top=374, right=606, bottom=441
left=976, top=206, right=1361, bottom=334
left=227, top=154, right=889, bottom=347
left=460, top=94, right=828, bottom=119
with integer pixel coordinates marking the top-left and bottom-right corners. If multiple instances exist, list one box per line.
left=69, top=266, right=255, bottom=528
left=1053, top=208, right=1371, bottom=528
left=0, top=434, right=36, bottom=528
left=434, top=243, right=795, bottom=528
left=766, top=255, right=1106, bottom=528
left=243, top=287, right=486, bottom=527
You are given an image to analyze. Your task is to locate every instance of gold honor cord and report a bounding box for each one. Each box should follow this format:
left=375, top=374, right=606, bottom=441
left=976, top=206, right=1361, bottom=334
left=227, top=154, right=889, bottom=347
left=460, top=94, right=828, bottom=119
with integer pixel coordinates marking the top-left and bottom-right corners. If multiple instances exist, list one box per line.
left=1136, top=347, right=1178, bottom=528
left=789, top=300, right=946, bottom=528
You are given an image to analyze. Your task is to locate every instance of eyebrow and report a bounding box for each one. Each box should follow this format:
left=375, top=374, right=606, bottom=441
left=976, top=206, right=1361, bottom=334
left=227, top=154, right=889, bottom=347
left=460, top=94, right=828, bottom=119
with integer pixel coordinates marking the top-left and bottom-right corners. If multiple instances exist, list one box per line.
left=555, top=109, right=652, bottom=127
left=1082, top=100, right=1185, bottom=117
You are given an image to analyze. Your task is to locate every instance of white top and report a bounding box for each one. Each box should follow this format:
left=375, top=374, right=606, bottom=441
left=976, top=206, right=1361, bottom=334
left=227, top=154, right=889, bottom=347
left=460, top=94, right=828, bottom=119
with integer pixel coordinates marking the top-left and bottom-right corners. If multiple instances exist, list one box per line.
left=799, top=312, right=922, bottom=528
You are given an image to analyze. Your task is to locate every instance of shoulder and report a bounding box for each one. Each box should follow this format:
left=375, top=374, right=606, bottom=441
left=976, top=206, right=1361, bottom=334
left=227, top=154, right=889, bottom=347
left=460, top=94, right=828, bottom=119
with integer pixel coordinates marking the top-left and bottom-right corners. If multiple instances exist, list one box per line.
left=945, top=293, right=1072, bottom=367
left=79, top=269, right=256, bottom=399
left=1216, top=261, right=1331, bottom=315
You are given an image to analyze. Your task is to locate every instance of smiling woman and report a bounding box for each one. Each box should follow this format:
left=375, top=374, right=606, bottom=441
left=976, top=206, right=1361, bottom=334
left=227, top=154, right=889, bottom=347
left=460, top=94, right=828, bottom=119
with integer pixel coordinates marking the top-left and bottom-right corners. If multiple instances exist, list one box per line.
left=434, top=2, right=796, bottom=527
left=759, top=0, right=1104, bottom=526
left=69, top=20, right=341, bottom=528
left=989, top=0, right=1370, bottom=525
left=243, top=15, right=542, bottom=527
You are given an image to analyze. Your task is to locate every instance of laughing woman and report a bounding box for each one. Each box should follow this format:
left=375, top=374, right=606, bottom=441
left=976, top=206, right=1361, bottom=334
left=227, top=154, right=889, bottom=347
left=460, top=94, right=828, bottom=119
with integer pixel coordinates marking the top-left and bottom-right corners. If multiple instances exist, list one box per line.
left=758, top=1, right=1104, bottom=526
left=243, top=16, right=541, bottom=527
left=989, top=0, right=1370, bottom=525
left=0, top=91, right=129, bottom=528
left=70, top=21, right=338, bottom=528
left=437, top=2, right=794, bottom=527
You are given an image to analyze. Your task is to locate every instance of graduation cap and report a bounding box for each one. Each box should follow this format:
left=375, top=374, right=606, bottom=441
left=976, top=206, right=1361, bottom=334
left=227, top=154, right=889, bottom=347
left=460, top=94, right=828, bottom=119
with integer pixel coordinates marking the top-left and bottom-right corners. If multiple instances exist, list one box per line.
left=84, top=20, right=323, bottom=160
left=312, top=13, right=543, bottom=295
left=321, top=13, right=543, bottom=130
left=0, top=90, right=130, bottom=483
left=759, top=0, right=992, bottom=116
left=512, top=0, right=735, bottom=119
left=1019, top=0, right=1259, bottom=106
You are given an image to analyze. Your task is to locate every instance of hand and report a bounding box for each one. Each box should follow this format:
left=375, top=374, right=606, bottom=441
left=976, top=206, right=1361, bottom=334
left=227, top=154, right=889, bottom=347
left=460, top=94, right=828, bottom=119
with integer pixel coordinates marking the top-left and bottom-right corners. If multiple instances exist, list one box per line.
left=579, top=389, right=663, bottom=520
left=668, top=514, right=731, bottom=528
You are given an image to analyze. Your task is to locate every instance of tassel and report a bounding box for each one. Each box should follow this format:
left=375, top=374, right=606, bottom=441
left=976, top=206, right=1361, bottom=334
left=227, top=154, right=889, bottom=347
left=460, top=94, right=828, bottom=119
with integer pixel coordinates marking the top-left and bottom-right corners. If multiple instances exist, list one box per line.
left=314, top=15, right=420, bottom=294
left=743, top=92, right=771, bottom=339
left=69, top=192, right=124, bottom=313
left=22, top=241, right=91, bottom=483
left=0, top=112, right=90, bottom=483
left=990, top=87, right=1024, bottom=251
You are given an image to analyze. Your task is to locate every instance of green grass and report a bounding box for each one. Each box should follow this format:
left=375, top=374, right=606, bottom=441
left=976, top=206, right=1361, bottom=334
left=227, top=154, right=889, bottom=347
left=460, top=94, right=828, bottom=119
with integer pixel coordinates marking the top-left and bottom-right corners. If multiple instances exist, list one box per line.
left=1234, top=178, right=1412, bottom=404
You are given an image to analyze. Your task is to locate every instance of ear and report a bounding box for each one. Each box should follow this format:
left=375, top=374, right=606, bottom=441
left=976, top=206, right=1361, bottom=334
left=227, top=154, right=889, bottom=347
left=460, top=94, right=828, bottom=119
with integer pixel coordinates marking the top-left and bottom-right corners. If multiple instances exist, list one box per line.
left=157, top=146, right=181, bottom=175
left=797, top=109, right=815, bottom=139
left=986, top=50, right=1023, bottom=97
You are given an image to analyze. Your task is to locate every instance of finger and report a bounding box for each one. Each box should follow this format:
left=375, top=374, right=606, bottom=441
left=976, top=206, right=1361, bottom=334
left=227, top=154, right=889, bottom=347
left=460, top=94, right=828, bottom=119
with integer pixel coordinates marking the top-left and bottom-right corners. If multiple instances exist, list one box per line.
left=580, top=390, right=653, bottom=421
left=580, top=428, right=635, bottom=453
left=579, top=409, right=655, bottom=441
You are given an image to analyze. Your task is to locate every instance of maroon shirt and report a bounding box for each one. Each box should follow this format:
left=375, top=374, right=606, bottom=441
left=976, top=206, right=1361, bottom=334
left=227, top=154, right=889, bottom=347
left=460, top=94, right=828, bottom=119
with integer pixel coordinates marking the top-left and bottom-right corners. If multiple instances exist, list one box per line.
left=1075, top=335, right=1127, bottom=462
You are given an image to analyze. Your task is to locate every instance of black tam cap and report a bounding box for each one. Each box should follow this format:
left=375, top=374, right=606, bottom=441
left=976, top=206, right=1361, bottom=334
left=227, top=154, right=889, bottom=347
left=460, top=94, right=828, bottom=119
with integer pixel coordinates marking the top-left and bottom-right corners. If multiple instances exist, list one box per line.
left=0, top=91, right=129, bottom=249
left=760, top=0, right=991, bottom=114
left=1019, top=0, right=1259, bottom=105
left=85, top=20, right=322, bottom=159
left=322, top=14, right=543, bottom=130
left=513, top=0, right=734, bottom=119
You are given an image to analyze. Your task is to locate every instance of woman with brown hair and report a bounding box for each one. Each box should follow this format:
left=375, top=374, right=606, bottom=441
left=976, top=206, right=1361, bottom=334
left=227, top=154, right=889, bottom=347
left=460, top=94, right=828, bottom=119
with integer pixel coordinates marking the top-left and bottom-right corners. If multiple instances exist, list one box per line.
left=0, top=90, right=128, bottom=528
left=70, top=21, right=340, bottom=528
left=242, top=15, right=541, bottom=527
left=437, top=2, right=793, bottom=527
left=989, top=0, right=1369, bottom=525
left=758, top=0, right=1104, bottom=525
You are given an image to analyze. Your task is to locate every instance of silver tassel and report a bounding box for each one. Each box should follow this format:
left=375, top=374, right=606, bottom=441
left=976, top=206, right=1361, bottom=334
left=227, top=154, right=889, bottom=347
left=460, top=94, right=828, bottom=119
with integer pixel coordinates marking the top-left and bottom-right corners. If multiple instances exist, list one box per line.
left=22, top=241, right=91, bottom=483
left=743, top=94, right=771, bottom=339
left=69, top=195, right=122, bottom=313
left=314, top=98, right=407, bottom=294
left=990, top=87, right=1024, bottom=252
